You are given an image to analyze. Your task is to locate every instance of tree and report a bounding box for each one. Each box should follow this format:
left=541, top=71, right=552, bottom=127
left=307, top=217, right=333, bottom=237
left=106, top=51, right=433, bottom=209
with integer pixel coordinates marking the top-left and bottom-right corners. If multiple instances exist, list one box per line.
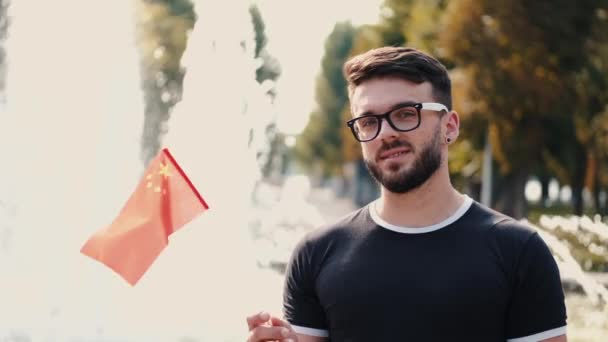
left=441, top=0, right=600, bottom=218
left=377, top=0, right=411, bottom=46
left=249, top=4, right=283, bottom=179
left=135, top=0, right=196, bottom=166
left=249, top=4, right=281, bottom=94
left=340, top=24, right=389, bottom=205
left=341, top=24, right=386, bottom=168
left=295, top=22, right=356, bottom=184
left=575, top=7, right=608, bottom=215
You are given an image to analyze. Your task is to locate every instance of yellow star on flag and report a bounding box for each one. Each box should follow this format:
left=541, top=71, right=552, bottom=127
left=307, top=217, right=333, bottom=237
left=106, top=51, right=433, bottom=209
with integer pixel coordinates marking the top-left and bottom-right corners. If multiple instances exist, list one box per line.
left=159, top=162, right=171, bottom=178
left=79, top=147, right=209, bottom=286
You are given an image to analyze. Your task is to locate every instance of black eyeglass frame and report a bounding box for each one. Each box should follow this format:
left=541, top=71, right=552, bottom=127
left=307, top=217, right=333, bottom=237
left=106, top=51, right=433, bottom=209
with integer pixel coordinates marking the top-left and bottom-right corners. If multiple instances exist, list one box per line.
left=346, top=102, right=448, bottom=142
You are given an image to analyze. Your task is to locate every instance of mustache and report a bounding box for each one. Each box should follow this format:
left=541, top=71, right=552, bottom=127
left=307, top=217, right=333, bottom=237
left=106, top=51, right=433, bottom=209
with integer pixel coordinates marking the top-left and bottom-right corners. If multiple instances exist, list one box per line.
left=376, top=139, right=414, bottom=160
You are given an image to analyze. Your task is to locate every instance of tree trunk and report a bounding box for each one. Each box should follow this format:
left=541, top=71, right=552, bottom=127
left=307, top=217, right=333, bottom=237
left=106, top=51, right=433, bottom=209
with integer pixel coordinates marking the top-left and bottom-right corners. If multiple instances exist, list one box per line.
left=512, top=169, right=528, bottom=219
left=593, top=187, right=606, bottom=217
left=540, top=174, right=550, bottom=208
left=593, top=175, right=601, bottom=215
left=571, top=146, right=587, bottom=216
left=495, top=168, right=528, bottom=219
left=480, top=132, right=493, bottom=206
left=572, top=182, right=584, bottom=216
left=601, top=189, right=608, bottom=217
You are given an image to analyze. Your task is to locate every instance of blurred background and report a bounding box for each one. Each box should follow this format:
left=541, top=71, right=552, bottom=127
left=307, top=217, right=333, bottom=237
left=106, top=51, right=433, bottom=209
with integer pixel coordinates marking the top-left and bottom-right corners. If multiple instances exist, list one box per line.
left=0, top=0, right=607, bottom=340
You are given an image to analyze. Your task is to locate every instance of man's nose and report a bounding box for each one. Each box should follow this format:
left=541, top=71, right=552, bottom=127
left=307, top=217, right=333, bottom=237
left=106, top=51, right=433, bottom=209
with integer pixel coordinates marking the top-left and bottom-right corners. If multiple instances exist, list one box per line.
left=376, top=118, right=398, bottom=141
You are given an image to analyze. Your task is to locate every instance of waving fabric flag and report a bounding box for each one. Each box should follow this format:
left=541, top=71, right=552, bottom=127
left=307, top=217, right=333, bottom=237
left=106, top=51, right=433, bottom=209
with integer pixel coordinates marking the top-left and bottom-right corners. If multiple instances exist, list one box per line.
left=81, top=147, right=209, bottom=285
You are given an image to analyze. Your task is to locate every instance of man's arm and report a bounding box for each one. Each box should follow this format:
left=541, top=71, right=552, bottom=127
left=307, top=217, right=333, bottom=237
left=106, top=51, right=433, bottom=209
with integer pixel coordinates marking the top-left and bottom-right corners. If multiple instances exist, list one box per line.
left=501, top=225, right=568, bottom=342
left=541, top=335, right=567, bottom=342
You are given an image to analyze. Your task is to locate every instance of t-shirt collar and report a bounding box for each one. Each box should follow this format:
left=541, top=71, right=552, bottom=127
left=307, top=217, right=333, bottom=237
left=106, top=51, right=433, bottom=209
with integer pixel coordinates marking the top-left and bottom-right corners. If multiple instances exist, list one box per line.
left=369, top=195, right=473, bottom=234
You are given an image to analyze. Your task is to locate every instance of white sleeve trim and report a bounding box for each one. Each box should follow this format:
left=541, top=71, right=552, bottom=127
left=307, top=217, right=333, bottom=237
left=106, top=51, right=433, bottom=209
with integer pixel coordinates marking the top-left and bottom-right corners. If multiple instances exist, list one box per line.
left=291, top=325, right=329, bottom=337
left=507, top=325, right=567, bottom=341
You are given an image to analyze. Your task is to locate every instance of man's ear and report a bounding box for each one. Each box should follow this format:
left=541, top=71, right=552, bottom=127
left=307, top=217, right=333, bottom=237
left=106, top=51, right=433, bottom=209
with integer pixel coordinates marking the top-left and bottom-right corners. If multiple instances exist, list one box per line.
left=444, top=110, right=460, bottom=144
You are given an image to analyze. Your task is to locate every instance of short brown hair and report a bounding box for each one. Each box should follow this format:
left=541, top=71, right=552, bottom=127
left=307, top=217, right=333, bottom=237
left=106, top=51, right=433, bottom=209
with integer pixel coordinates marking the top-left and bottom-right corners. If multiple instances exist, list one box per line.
left=343, top=47, right=452, bottom=110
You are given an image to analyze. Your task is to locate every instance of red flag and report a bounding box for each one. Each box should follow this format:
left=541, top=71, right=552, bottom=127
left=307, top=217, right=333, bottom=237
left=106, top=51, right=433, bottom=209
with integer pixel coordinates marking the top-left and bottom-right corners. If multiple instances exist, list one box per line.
left=81, top=147, right=209, bottom=285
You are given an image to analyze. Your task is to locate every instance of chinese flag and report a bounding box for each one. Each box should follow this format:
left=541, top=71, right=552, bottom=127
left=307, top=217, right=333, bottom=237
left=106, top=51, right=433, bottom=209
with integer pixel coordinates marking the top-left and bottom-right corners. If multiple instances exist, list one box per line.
left=81, top=148, right=209, bottom=285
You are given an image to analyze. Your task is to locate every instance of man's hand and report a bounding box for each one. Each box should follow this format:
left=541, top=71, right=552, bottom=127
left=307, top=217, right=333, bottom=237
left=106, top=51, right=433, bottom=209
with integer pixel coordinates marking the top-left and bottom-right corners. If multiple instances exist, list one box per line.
left=246, top=311, right=298, bottom=342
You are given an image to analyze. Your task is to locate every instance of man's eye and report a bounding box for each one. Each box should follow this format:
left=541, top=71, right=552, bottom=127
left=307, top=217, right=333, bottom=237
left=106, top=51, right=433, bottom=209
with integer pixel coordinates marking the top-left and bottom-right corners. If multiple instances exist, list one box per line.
left=359, top=118, right=377, bottom=127
left=393, top=109, right=417, bottom=119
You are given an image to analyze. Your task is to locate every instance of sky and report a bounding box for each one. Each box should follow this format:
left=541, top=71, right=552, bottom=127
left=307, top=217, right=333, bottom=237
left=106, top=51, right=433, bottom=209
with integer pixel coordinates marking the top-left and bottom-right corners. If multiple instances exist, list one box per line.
left=256, top=0, right=383, bottom=135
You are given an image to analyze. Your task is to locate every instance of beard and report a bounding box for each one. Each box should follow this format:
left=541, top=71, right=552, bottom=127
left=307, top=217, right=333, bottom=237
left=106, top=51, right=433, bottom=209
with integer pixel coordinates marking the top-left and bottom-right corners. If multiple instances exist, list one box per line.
left=364, top=126, right=442, bottom=194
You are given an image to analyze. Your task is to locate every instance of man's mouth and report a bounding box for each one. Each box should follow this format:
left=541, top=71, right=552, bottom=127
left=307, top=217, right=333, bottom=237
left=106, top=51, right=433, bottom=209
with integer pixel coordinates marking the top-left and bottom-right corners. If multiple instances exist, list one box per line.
left=379, top=148, right=411, bottom=161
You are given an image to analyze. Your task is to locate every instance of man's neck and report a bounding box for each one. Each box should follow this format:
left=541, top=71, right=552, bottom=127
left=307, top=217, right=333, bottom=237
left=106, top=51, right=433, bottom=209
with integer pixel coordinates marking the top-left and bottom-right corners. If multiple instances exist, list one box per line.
left=376, top=167, right=465, bottom=228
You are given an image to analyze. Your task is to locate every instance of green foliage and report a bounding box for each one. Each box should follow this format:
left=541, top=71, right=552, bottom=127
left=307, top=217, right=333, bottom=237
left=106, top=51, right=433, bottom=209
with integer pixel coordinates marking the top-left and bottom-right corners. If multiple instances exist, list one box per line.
left=136, top=1, right=282, bottom=178
left=137, top=0, right=195, bottom=80
left=440, top=0, right=607, bottom=215
left=248, top=4, right=283, bottom=179
left=295, top=22, right=356, bottom=177
left=341, top=25, right=386, bottom=165
left=294, top=0, right=608, bottom=215
left=135, top=0, right=196, bottom=165
left=377, top=0, right=412, bottom=46
left=249, top=4, right=281, bottom=91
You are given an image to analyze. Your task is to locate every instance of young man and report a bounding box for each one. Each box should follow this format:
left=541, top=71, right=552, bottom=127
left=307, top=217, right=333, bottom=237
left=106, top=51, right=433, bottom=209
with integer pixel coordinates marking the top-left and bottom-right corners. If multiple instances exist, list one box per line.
left=246, top=47, right=567, bottom=342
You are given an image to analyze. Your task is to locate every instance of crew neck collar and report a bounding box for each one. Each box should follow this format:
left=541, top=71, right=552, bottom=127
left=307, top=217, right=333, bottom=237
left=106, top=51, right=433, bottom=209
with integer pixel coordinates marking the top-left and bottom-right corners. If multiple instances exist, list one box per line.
left=369, top=195, right=473, bottom=234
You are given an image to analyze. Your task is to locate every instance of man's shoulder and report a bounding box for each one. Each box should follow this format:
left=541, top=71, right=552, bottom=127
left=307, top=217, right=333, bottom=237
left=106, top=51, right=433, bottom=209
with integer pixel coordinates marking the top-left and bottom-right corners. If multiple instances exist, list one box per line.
left=299, top=205, right=371, bottom=247
left=287, top=205, right=371, bottom=267
left=468, top=201, right=540, bottom=249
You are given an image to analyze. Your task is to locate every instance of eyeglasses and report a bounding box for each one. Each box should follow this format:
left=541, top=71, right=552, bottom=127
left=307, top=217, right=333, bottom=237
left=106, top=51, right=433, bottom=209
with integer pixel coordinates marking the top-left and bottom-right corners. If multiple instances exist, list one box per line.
left=346, top=102, right=448, bottom=142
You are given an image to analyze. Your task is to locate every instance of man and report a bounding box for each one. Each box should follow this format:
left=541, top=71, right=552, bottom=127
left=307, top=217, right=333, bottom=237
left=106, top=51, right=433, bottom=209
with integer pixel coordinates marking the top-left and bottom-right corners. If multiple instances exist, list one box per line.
left=246, top=47, right=567, bottom=341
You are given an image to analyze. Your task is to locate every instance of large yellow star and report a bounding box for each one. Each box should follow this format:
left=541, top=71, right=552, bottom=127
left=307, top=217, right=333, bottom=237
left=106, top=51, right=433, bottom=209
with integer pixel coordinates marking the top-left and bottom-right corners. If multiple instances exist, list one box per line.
left=159, top=162, right=172, bottom=178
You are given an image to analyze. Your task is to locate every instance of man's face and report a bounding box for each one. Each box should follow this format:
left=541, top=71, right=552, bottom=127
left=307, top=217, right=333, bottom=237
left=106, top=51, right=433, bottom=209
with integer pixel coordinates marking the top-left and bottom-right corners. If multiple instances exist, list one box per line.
left=350, top=78, right=445, bottom=194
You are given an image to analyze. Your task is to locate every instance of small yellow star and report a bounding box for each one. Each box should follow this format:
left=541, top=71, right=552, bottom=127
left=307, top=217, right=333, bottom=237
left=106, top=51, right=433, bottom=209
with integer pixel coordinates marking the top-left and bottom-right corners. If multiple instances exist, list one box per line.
left=159, top=162, right=171, bottom=178
left=154, top=185, right=161, bottom=193
left=146, top=174, right=153, bottom=180
left=146, top=181, right=153, bottom=188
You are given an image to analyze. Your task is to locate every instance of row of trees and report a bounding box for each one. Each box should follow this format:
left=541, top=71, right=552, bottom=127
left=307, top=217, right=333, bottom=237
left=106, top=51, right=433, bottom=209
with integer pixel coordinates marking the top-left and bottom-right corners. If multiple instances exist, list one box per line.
left=296, top=0, right=608, bottom=218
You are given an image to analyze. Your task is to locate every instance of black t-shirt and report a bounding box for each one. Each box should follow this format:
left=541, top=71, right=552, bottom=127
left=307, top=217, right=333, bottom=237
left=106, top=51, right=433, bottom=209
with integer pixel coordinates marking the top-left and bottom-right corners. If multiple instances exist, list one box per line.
left=283, top=197, right=567, bottom=341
